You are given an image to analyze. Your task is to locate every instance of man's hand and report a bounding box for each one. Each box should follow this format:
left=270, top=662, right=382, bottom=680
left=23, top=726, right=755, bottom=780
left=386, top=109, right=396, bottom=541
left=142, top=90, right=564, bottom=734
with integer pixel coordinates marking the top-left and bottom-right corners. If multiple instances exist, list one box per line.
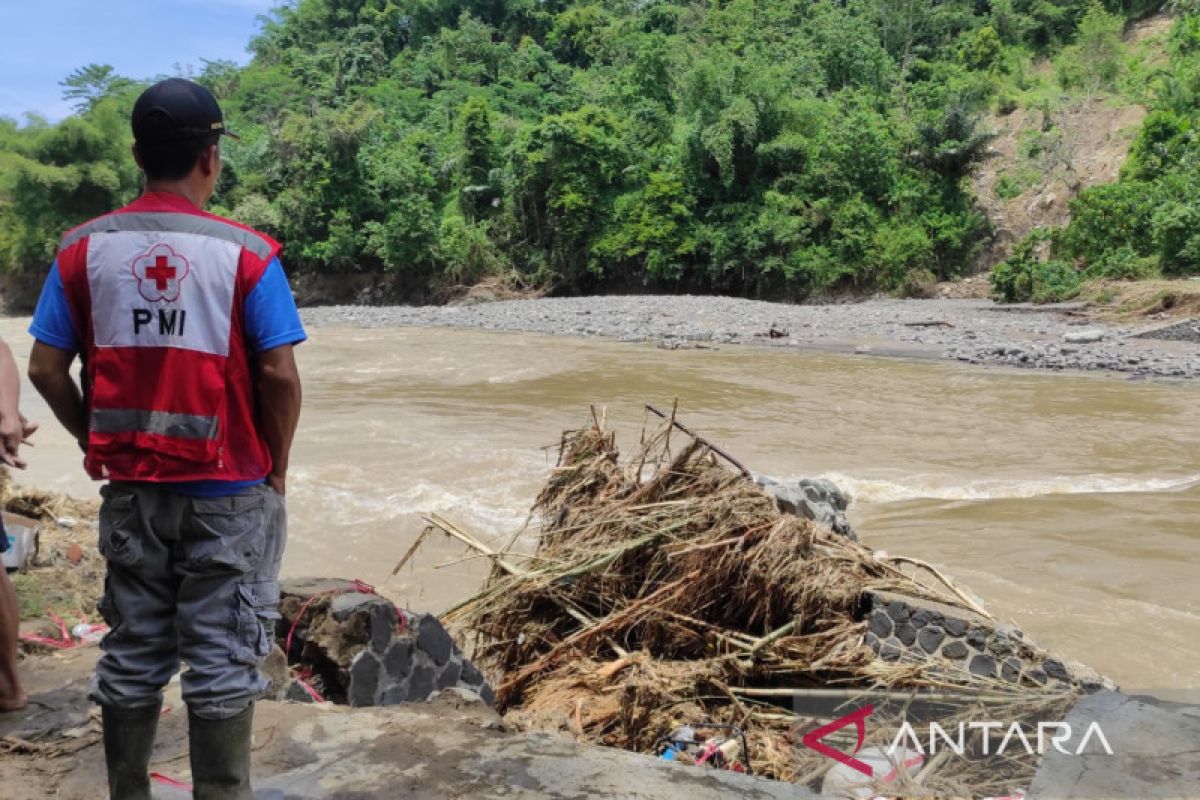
left=267, top=472, right=286, bottom=496
left=0, top=412, right=27, bottom=469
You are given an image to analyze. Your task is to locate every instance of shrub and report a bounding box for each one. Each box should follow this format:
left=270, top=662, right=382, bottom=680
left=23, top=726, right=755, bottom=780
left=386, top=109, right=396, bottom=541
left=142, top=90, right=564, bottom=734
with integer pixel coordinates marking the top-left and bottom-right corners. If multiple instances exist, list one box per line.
left=991, top=231, right=1081, bottom=303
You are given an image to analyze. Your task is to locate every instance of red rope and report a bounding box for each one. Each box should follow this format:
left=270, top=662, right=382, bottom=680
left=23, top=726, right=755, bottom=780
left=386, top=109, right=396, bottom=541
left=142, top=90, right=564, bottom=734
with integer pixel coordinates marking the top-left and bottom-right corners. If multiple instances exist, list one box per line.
left=150, top=773, right=193, bottom=791
left=292, top=668, right=326, bottom=703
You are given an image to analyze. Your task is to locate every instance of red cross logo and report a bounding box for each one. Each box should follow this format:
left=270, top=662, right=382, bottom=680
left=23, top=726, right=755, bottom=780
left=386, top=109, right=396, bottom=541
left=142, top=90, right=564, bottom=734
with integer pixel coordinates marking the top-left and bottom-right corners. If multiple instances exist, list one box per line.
left=145, top=255, right=176, bottom=291
left=131, top=244, right=190, bottom=302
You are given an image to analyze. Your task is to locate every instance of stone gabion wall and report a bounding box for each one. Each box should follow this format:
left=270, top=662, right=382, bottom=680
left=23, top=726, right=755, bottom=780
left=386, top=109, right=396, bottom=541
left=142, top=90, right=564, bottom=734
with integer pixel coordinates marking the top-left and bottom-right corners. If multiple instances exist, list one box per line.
left=863, top=592, right=1112, bottom=692
left=276, top=578, right=494, bottom=708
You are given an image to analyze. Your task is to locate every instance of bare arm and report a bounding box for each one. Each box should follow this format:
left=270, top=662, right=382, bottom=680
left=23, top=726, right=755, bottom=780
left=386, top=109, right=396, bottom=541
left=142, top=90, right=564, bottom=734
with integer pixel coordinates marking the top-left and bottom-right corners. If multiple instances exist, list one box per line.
left=256, top=344, right=301, bottom=496
left=28, top=341, right=86, bottom=452
left=0, top=339, right=30, bottom=468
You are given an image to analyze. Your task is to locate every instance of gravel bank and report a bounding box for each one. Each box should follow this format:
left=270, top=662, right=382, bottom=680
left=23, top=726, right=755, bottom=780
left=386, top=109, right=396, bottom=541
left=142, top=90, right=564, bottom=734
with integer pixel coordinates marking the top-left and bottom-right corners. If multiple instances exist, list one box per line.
left=300, top=296, right=1200, bottom=380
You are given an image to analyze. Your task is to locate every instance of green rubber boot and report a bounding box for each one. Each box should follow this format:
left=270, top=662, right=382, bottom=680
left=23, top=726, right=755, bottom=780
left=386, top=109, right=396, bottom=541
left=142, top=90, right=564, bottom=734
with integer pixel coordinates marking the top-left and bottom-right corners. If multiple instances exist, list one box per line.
left=188, top=704, right=255, bottom=800
left=101, top=700, right=162, bottom=800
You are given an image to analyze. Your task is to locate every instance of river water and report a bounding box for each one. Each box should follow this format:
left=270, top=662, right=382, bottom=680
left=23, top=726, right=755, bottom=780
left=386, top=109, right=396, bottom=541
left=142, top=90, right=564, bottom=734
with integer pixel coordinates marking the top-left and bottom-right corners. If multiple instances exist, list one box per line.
left=4, top=319, right=1197, bottom=692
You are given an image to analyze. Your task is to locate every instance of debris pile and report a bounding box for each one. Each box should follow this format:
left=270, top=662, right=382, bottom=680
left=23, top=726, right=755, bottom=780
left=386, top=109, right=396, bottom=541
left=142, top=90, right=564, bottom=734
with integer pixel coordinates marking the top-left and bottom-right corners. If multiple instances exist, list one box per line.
left=433, top=408, right=1106, bottom=797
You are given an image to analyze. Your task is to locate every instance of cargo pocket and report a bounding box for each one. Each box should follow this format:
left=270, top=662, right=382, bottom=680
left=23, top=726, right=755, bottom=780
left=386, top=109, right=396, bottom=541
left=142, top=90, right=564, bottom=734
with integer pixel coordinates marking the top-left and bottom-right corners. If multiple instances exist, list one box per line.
left=98, top=489, right=143, bottom=568
left=230, top=580, right=281, bottom=666
left=96, top=575, right=122, bottom=640
left=188, top=493, right=267, bottom=574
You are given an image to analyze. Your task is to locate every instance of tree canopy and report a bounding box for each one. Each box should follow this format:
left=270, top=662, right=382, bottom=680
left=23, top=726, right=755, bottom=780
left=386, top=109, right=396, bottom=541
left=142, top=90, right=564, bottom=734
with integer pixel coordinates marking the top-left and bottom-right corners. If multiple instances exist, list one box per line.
left=1, top=0, right=1186, bottom=302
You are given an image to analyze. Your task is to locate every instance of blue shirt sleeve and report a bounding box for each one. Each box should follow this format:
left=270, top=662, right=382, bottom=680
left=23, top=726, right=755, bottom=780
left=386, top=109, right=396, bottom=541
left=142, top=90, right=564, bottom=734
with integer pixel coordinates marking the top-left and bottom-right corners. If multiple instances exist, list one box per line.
left=29, top=262, right=80, bottom=352
left=244, top=258, right=307, bottom=353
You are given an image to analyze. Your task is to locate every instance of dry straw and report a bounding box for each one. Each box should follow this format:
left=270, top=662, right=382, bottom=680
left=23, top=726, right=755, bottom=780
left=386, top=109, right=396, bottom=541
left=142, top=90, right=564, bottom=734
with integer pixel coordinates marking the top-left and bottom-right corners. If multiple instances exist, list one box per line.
left=421, top=406, right=1080, bottom=796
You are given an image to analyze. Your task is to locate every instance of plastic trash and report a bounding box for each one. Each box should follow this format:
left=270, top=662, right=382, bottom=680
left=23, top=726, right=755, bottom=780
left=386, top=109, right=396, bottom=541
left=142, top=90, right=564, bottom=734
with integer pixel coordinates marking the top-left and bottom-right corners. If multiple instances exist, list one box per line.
left=71, top=622, right=108, bottom=644
left=820, top=746, right=923, bottom=799
left=1, top=512, right=41, bottom=572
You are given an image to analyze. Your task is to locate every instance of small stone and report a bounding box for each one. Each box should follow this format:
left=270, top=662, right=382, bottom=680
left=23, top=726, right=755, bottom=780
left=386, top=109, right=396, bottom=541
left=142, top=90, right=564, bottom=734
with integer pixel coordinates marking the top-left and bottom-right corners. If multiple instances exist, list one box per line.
left=886, top=602, right=910, bottom=625
left=869, top=610, right=893, bottom=639
left=284, top=680, right=317, bottom=704
left=66, top=542, right=83, bottom=565
left=910, top=609, right=932, bottom=628
left=369, top=602, right=398, bottom=654
left=1064, top=329, right=1105, bottom=344
left=406, top=662, right=437, bottom=702
left=864, top=632, right=881, bottom=652
left=416, top=614, right=454, bottom=666
left=989, top=631, right=1014, bottom=657
left=348, top=652, right=382, bottom=707
left=944, top=617, right=967, bottom=637
left=969, top=654, right=997, bottom=678
left=1026, top=668, right=1048, bottom=686
left=330, top=592, right=376, bottom=621
left=896, top=623, right=917, bottom=647
left=383, top=640, right=413, bottom=680
left=437, top=660, right=462, bottom=689
left=1043, top=657, right=1070, bottom=681
left=479, top=683, right=495, bottom=706
left=1001, top=658, right=1021, bottom=683
left=460, top=659, right=484, bottom=687
left=966, top=627, right=987, bottom=649
left=879, top=638, right=903, bottom=662
left=942, top=640, right=969, bottom=660
left=378, top=684, right=407, bottom=706
left=917, top=626, right=945, bottom=654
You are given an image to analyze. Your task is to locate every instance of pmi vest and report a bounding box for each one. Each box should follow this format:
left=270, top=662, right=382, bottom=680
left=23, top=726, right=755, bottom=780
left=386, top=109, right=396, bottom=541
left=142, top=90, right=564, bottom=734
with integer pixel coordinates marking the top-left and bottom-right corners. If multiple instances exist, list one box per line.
left=56, top=192, right=281, bottom=483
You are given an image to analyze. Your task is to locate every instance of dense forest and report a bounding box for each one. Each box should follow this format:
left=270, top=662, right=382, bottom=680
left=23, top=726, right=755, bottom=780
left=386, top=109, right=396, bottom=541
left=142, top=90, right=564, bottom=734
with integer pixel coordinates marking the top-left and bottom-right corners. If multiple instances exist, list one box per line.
left=0, top=0, right=1194, bottom=303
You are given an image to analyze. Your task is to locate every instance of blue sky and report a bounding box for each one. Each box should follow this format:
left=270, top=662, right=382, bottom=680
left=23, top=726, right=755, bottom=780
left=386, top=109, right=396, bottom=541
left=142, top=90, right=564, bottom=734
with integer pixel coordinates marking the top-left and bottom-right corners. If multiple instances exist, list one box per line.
left=0, top=0, right=280, bottom=122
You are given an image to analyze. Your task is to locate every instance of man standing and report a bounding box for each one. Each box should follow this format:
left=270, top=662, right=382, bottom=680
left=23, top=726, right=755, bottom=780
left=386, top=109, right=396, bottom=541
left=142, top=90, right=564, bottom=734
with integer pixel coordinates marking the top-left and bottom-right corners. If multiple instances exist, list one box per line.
left=0, top=337, right=37, bottom=714
left=28, top=78, right=304, bottom=799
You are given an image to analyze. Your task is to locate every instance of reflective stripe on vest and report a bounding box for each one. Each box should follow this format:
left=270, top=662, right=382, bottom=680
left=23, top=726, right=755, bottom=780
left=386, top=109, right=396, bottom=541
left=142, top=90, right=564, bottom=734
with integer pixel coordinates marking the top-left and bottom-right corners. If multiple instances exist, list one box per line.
left=91, top=409, right=219, bottom=441
left=61, top=212, right=274, bottom=260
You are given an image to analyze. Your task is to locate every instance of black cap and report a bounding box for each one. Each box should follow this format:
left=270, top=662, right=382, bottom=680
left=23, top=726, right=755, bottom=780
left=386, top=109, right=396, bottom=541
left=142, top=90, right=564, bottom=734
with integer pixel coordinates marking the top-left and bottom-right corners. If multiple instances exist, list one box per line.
left=132, top=78, right=237, bottom=145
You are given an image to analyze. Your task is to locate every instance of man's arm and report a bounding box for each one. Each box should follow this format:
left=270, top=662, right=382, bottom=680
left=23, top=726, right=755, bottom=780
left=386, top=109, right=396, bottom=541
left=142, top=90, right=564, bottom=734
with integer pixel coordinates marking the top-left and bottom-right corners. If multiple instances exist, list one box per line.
left=0, top=339, right=29, bottom=468
left=256, top=345, right=301, bottom=496
left=28, top=342, right=87, bottom=452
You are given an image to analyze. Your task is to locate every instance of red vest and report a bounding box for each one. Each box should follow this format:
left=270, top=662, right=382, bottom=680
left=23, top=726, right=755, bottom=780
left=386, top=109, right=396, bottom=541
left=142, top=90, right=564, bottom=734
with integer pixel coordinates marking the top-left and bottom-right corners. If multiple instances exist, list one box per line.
left=56, top=192, right=281, bottom=483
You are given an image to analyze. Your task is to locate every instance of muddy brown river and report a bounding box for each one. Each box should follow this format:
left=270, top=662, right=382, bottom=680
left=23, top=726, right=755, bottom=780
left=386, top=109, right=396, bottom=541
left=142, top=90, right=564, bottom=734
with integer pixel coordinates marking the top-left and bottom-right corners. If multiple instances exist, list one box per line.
left=4, top=320, right=1197, bottom=692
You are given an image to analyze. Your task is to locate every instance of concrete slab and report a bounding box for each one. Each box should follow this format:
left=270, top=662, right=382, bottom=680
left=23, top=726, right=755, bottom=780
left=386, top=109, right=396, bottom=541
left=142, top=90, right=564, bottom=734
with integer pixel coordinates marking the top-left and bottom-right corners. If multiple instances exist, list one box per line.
left=1028, top=691, right=1200, bottom=799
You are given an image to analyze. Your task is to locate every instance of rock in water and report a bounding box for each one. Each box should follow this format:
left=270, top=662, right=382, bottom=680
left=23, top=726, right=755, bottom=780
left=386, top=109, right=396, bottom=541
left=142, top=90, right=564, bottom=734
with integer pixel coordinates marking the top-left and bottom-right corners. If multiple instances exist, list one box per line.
left=755, top=475, right=857, bottom=540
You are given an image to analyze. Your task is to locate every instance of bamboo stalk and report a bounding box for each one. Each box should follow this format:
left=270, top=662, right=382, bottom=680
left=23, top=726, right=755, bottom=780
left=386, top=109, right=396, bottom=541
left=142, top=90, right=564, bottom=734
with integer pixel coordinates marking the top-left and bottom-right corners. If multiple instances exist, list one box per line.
left=423, top=513, right=628, bottom=656
left=884, top=555, right=992, bottom=619
left=728, top=686, right=1039, bottom=704
left=751, top=619, right=799, bottom=655
left=390, top=525, right=431, bottom=576
left=645, top=404, right=752, bottom=478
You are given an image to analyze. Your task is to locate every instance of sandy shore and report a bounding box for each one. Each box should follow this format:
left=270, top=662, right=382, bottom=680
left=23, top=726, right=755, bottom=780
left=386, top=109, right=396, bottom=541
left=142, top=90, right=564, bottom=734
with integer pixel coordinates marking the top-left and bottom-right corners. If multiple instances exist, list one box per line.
left=301, top=296, right=1200, bottom=380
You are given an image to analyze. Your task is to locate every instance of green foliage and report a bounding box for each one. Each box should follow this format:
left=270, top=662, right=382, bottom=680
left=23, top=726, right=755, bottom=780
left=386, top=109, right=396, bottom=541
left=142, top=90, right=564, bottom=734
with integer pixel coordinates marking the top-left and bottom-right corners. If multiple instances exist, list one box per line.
left=0, top=96, right=141, bottom=273
left=1054, top=12, right=1200, bottom=279
left=59, top=64, right=135, bottom=113
left=1055, top=3, right=1125, bottom=94
left=995, top=173, right=1024, bottom=198
left=991, top=230, right=1082, bottom=302
left=0, top=0, right=1180, bottom=297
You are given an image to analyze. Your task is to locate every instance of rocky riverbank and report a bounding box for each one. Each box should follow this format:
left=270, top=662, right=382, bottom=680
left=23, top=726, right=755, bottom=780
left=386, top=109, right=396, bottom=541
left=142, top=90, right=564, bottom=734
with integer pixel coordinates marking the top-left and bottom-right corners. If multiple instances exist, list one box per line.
left=300, top=295, right=1200, bottom=380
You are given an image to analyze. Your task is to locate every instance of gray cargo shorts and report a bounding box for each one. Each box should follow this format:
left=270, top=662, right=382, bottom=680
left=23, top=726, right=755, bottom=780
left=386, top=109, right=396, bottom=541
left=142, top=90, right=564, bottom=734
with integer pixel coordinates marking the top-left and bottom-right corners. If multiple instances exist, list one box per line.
left=91, top=482, right=286, bottom=720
